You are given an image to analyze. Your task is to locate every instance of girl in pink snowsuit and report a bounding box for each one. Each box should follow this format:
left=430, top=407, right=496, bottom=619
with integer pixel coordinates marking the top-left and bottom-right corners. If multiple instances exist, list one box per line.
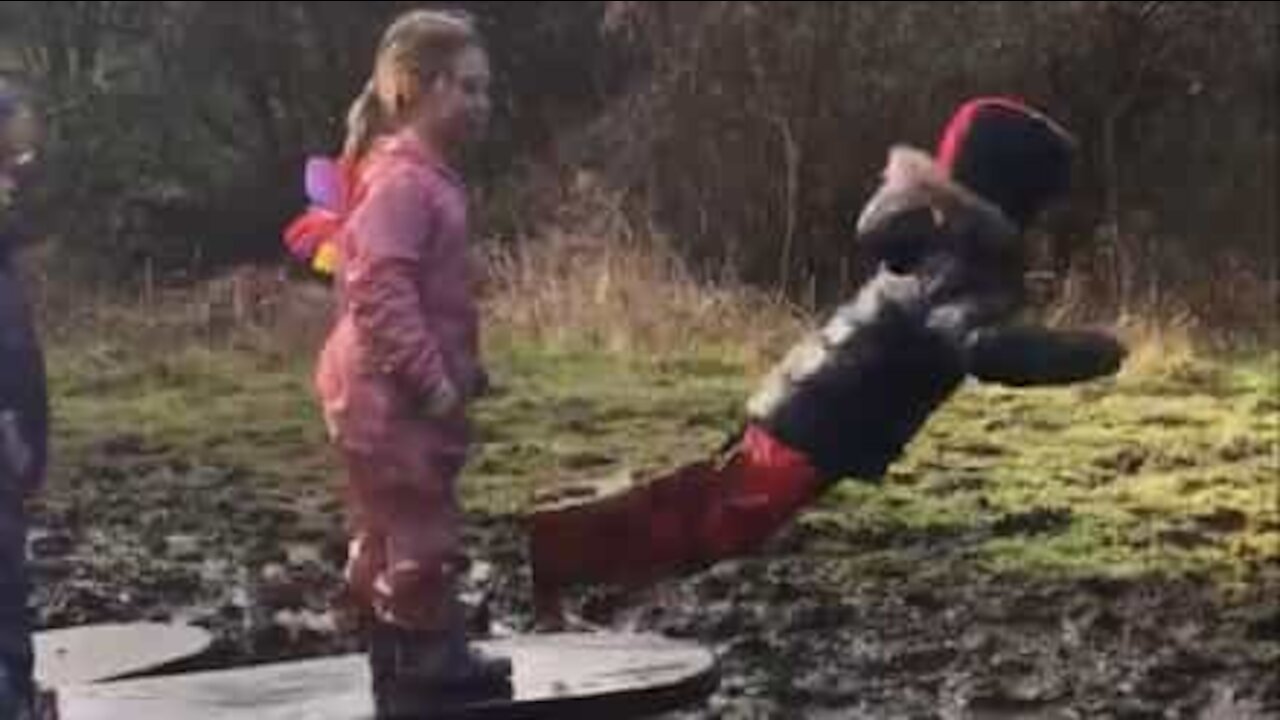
left=318, top=127, right=482, bottom=632
left=304, top=9, right=509, bottom=715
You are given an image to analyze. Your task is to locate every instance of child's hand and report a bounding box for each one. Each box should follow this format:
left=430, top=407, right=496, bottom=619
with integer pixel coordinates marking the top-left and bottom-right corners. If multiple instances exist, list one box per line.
left=468, top=366, right=491, bottom=399
left=421, top=377, right=462, bottom=418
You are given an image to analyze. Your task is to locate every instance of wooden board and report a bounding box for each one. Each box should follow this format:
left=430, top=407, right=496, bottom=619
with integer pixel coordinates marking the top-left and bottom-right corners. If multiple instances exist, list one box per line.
left=57, top=632, right=719, bottom=719
left=34, top=622, right=214, bottom=686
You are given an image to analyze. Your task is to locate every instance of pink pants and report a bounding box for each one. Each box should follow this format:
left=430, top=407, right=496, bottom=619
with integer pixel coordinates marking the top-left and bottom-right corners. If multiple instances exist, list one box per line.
left=338, top=445, right=467, bottom=631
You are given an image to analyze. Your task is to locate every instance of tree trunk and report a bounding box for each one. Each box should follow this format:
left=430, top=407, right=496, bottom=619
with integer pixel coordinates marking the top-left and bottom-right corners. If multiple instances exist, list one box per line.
left=774, top=115, right=800, bottom=296
left=1102, top=109, right=1126, bottom=312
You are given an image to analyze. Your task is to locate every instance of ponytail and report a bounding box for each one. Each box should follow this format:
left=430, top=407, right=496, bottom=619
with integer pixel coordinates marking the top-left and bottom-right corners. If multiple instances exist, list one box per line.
left=341, top=81, right=387, bottom=164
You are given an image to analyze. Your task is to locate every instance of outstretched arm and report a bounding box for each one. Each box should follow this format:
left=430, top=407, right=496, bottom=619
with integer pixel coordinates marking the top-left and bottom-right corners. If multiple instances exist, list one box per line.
left=963, top=325, right=1127, bottom=387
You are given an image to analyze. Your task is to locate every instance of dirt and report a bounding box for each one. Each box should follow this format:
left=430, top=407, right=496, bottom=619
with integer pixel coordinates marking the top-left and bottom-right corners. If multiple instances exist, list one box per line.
left=27, top=469, right=1280, bottom=718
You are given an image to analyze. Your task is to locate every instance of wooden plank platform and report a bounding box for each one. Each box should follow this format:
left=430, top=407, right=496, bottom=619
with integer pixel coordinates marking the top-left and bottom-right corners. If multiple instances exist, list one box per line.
left=57, top=632, right=719, bottom=719
left=35, top=622, right=214, bottom=686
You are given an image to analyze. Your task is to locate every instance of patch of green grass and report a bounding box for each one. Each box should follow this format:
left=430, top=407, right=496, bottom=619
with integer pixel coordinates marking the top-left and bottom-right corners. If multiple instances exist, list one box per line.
left=42, top=330, right=1278, bottom=587
left=468, top=339, right=750, bottom=512
left=50, top=344, right=328, bottom=476
left=883, top=359, right=1279, bottom=584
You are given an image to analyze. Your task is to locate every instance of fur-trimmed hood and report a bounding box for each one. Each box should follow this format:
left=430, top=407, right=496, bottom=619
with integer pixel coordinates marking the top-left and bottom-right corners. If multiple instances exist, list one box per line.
left=856, top=145, right=1019, bottom=252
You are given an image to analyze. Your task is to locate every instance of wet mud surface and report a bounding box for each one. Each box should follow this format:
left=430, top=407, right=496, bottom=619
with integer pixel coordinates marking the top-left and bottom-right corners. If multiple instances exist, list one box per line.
left=28, top=480, right=1279, bottom=719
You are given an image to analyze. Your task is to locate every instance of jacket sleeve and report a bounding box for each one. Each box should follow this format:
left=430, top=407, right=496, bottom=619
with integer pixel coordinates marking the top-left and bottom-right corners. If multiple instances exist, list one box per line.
left=963, top=325, right=1128, bottom=387
left=0, top=266, right=48, bottom=496
left=344, top=169, right=448, bottom=402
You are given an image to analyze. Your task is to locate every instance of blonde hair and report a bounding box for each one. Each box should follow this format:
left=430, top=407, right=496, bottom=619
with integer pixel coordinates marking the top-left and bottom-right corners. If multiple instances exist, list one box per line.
left=342, top=10, right=481, bottom=163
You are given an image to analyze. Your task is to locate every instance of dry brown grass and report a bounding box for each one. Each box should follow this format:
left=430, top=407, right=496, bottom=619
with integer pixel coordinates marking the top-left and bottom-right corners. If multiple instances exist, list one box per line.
left=25, top=249, right=804, bottom=380
left=22, top=246, right=1247, bottom=387
left=22, top=247, right=333, bottom=366
left=22, top=171, right=1272, bottom=380
left=480, top=230, right=807, bottom=371
left=1047, top=237, right=1278, bottom=356
left=477, top=171, right=809, bottom=372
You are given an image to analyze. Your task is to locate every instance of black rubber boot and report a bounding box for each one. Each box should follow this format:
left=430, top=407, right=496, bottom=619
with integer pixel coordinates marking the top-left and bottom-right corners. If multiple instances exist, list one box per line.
left=369, top=609, right=513, bottom=719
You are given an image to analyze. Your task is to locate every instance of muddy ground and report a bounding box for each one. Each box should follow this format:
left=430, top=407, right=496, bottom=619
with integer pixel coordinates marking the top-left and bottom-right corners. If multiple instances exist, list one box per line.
left=27, top=491, right=1279, bottom=719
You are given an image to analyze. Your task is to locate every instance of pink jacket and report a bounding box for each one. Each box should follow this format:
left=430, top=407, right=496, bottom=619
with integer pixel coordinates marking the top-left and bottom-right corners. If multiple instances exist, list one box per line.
left=315, top=129, right=481, bottom=461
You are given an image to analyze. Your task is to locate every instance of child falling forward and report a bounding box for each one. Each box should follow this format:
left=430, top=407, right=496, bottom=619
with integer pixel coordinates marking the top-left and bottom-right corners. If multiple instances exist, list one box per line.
left=529, top=98, right=1129, bottom=627
left=290, top=10, right=510, bottom=717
